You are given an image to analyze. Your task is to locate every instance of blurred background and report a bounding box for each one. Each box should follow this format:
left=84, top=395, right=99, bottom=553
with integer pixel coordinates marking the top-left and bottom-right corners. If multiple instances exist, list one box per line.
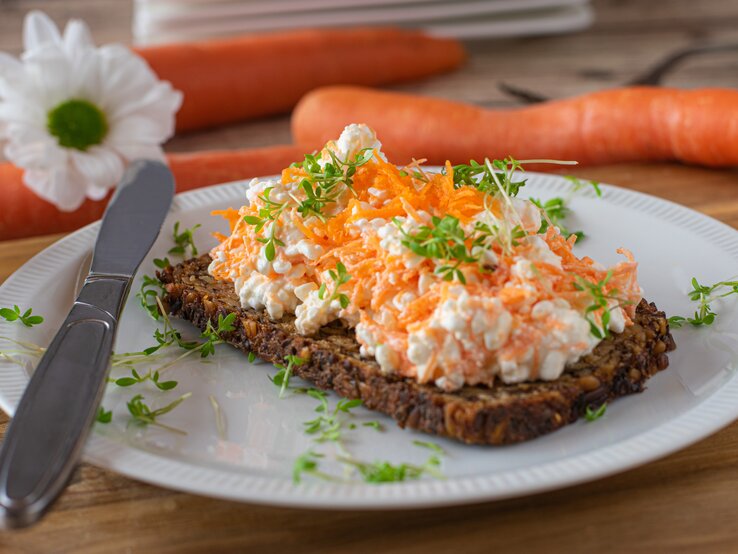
left=1, top=0, right=736, bottom=157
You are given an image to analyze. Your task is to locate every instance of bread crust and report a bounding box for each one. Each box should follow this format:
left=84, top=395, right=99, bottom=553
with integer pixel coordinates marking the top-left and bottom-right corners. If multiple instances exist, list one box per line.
left=159, top=255, right=676, bottom=445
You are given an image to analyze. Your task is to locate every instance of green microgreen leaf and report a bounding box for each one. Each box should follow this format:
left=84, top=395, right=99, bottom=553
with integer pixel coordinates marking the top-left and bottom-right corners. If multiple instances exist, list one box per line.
left=448, top=157, right=527, bottom=197
left=96, top=406, right=112, bottom=424
left=136, top=274, right=166, bottom=321
left=292, top=450, right=327, bottom=484
left=242, top=187, right=288, bottom=263
left=394, top=215, right=508, bottom=282
left=126, top=393, right=191, bottom=434
left=337, top=452, right=443, bottom=484
left=111, top=366, right=179, bottom=391
left=530, top=196, right=584, bottom=241
left=585, top=403, right=607, bottom=422
left=270, top=354, right=307, bottom=398
left=295, top=149, right=373, bottom=222
left=564, top=175, right=602, bottom=197
left=322, top=262, right=352, bottom=309
left=197, top=312, right=238, bottom=358
left=0, top=305, right=44, bottom=327
left=412, top=440, right=445, bottom=455
left=574, top=271, right=632, bottom=339
left=287, top=387, right=446, bottom=485
left=362, top=421, right=382, bottom=431
left=115, top=377, right=138, bottom=387
left=668, top=277, right=738, bottom=328
left=336, top=398, right=362, bottom=413
left=169, top=221, right=201, bottom=258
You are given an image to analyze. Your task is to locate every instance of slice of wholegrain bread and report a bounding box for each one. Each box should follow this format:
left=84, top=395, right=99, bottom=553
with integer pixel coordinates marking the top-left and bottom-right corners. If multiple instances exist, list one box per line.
left=158, top=255, right=676, bottom=445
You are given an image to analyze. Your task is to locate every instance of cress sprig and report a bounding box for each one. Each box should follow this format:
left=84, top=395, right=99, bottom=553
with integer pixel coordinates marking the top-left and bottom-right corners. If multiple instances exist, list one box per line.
left=530, top=197, right=584, bottom=242
left=585, top=403, right=607, bottom=422
left=266, top=357, right=446, bottom=485
left=243, top=149, right=375, bottom=261
left=303, top=389, right=362, bottom=443
left=450, top=157, right=528, bottom=197
left=126, top=393, right=192, bottom=435
left=270, top=354, right=308, bottom=398
left=574, top=271, right=631, bottom=339
left=278, top=373, right=445, bottom=484
left=393, top=215, right=476, bottom=284
left=318, top=262, right=351, bottom=308
left=96, top=407, right=113, bottom=424
left=439, top=157, right=579, bottom=267
left=530, top=177, right=601, bottom=242
left=154, top=221, right=201, bottom=269
left=450, top=157, right=577, bottom=197
left=242, top=187, right=288, bottom=262
left=295, top=148, right=373, bottom=222
left=0, top=305, right=43, bottom=327
left=147, top=221, right=203, bottom=318
left=394, top=215, right=524, bottom=284
left=565, top=176, right=602, bottom=198
left=336, top=454, right=443, bottom=484
left=137, top=275, right=166, bottom=320
left=111, top=368, right=178, bottom=391
left=199, top=313, right=237, bottom=357
left=668, top=278, right=738, bottom=328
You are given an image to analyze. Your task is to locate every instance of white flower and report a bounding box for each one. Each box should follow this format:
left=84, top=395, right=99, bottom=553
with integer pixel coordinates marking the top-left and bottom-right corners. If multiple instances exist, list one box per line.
left=0, top=11, right=182, bottom=211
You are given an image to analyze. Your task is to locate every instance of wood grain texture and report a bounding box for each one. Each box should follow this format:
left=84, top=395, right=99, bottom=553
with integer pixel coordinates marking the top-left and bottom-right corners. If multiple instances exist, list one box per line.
left=1, top=0, right=738, bottom=552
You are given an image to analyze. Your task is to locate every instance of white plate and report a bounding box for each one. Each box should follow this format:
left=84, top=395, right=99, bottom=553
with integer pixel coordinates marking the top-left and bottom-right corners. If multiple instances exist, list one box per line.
left=1, top=172, right=738, bottom=509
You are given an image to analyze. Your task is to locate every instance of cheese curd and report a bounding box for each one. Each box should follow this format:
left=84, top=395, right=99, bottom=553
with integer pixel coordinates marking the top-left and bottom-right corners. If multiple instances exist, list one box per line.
left=209, top=124, right=643, bottom=391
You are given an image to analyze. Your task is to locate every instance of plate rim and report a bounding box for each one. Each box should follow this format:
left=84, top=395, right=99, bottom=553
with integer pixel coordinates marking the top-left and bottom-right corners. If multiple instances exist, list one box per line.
left=1, top=172, right=738, bottom=509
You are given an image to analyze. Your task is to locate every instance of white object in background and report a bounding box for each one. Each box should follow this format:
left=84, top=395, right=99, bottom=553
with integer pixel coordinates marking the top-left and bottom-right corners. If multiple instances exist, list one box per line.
left=133, top=0, right=593, bottom=45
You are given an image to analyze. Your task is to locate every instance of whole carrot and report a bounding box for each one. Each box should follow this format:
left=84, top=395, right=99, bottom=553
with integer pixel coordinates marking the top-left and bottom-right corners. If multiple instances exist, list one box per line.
left=137, top=28, right=464, bottom=133
left=292, top=85, right=738, bottom=167
left=0, top=145, right=303, bottom=241
left=167, top=145, right=302, bottom=190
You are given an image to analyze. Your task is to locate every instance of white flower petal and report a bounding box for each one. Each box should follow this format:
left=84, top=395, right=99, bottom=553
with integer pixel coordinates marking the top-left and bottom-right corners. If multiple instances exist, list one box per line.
left=96, top=45, right=160, bottom=113
left=109, top=82, right=182, bottom=135
left=0, top=52, right=23, bottom=80
left=0, top=53, right=32, bottom=103
left=4, top=141, right=46, bottom=168
left=4, top=129, right=66, bottom=169
left=71, top=50, right=103, bottom=101
left=70, top=147, right=124, bottom=196
left=24, top=166, right=87, bottom=212
left=108, top=143, right=166, bottom=163
left=23, top=49, right=76, bottom=108
left=110, top=83, right=182, bottom=119
left=107, top=115, right=172, bottom=145
left=0, top=98, right=45, bottom=127
left=87, top=183, right=113, bottom=202
left=23, top=11, right=62, bottom=53
left=62, top=20, right=94, bottom=56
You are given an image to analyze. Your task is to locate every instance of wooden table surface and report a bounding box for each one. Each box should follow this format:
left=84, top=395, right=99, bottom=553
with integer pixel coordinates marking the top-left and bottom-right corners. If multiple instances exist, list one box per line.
left=2, top=1, right=738, bottom=552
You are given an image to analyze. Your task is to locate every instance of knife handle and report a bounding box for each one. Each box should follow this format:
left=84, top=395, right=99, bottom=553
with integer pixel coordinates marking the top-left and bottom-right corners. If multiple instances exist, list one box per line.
left=0, top=277, right=130, bottom=529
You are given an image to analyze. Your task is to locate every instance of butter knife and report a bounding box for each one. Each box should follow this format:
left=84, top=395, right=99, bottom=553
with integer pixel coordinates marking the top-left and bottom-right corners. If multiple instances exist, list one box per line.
left=0, top=160, right=174, bottom=529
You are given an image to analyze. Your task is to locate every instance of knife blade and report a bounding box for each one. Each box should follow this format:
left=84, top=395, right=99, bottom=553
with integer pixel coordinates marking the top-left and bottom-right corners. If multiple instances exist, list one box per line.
left=0, top=160, right=174, bottom=529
